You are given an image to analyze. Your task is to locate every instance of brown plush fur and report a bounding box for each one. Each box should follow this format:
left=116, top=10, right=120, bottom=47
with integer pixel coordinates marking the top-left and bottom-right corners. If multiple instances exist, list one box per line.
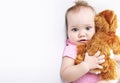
left=75, top=10, right=120, bottom=80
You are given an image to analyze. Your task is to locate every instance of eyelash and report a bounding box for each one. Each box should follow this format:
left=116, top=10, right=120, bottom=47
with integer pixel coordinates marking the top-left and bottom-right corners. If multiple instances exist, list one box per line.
left=72, top=28, right=78, bottom=31
left=71, top=26, right=92, bottom=32
left=86, top=26, right=92, bottom=30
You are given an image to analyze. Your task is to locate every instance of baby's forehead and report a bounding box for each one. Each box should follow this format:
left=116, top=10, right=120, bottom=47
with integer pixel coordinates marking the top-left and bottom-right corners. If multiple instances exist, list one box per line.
left=68, top=6, right=95, bottom=14
left=67, top=7, right=95, bottom=19
left=67, top=9, right=95, bottom=20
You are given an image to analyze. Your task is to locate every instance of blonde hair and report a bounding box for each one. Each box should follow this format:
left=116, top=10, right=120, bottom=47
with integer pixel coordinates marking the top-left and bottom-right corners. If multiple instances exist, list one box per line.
left=65, top=0, right=95, bottom=38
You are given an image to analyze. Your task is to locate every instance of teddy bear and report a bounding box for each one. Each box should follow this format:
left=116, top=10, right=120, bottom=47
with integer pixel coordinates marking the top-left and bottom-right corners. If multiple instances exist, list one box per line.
left=75, top=10, right=120, bottom=80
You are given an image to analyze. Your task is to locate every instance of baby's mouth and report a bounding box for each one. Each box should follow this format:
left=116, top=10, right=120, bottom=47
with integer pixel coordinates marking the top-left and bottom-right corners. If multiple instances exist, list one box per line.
left=77, top=39, right=87, bottom=43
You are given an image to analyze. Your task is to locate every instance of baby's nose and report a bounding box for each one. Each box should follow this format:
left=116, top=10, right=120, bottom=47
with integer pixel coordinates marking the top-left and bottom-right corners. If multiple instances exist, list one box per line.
left=78, top=31, right=85, bottom=38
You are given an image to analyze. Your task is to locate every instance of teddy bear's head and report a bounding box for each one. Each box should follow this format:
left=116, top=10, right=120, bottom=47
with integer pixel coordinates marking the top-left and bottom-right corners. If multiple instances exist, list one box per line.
left=95, top=10, right=118, bottom=33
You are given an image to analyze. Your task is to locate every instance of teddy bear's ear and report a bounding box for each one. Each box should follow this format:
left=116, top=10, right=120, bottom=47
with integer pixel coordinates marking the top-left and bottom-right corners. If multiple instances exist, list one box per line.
left=99, top=10, right=118, bottom=32
left=99, top=10, right=116, bottom=25
left=95, top=15, right=109, bottom=32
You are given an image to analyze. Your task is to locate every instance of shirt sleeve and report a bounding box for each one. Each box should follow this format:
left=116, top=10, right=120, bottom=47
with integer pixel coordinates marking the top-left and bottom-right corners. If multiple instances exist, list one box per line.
left=63, top=44, right=77, bottom=59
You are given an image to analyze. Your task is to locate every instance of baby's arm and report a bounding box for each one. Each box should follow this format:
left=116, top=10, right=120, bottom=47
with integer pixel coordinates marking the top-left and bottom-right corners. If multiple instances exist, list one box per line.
left=60, top=57, right=90, bottom=82
left=60, top=51, right=105, bottom=83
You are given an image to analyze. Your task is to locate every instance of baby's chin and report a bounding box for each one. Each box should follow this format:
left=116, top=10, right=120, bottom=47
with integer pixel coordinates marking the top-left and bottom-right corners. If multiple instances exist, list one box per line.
left=76, top=42, right=87, bottom=46
left=76, top=41, right=88, bottom=45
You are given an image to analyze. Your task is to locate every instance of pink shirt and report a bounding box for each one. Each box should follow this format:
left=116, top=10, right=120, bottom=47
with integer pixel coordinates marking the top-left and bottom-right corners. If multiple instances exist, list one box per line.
left=62, top=40, right=100, bottom=83
left=63, top=40, right=77, bottom=59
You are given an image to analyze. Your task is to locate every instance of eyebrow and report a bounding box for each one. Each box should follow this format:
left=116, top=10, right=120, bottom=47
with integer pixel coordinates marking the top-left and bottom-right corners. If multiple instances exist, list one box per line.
left=70, top=25, right=79, bottom=28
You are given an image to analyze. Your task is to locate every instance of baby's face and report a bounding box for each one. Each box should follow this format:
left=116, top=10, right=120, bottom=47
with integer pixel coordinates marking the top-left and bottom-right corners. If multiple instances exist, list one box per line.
left=67, top=7, right=95, bottom=45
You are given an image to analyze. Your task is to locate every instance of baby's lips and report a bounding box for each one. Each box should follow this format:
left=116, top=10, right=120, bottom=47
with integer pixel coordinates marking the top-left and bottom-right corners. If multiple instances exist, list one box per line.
left=80, top=39, right=87, bottom=41
left=78, top=39, right=87, bottom=42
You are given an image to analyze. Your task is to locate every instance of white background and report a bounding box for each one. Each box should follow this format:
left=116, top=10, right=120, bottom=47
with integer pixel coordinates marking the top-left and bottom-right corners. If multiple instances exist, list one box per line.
left=0, top=0, right=120, bottom=83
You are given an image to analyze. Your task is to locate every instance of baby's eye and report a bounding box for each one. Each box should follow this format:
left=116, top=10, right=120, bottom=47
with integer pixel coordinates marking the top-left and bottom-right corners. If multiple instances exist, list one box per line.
left=72, top=28, right=78, bottom=32
left=86, top=26, right=92, bottom=30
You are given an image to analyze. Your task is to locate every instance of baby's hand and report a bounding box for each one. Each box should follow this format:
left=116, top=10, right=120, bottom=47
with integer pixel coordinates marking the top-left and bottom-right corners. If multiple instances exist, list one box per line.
left=89, top=69, right=101, bottom=74
left=84, top=51, right=105, bottom=70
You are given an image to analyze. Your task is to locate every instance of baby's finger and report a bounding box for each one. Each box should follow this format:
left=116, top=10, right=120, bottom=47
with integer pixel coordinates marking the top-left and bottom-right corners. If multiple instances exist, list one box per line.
left=89, top=70, right=97, bottom=74
left=97, top=65, right=103, bottom=69
left=98, top=55, right=105, bottom=60
left=85, top=52, right=89, bottom=56
left=94, top=51, right=100, bottom=57
left=98, top=59, right=105, bottom=64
